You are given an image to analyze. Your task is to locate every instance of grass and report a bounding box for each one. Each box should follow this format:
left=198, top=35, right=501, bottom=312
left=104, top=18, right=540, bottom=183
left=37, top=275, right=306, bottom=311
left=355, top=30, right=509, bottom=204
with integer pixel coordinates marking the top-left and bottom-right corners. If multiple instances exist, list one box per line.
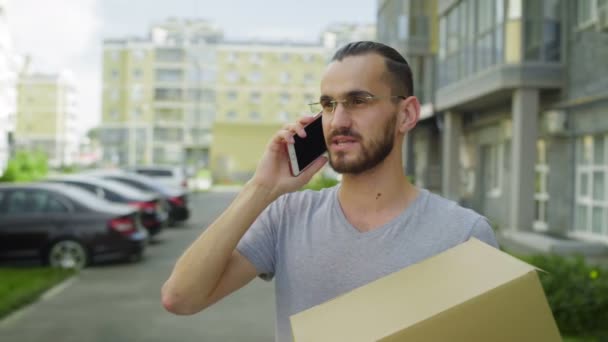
left=0, top=267, right=75, bottom=319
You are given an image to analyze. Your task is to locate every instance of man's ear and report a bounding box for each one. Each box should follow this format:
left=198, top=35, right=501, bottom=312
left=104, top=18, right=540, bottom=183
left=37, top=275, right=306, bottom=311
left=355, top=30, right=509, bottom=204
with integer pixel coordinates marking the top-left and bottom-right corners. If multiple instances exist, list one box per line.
left=398, top=96, right=420, bottom=133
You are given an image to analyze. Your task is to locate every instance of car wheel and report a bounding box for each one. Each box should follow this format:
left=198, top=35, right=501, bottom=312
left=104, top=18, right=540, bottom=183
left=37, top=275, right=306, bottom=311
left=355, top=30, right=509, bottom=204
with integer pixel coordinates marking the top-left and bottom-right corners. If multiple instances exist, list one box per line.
left=46, top=240, right=89, bottom=270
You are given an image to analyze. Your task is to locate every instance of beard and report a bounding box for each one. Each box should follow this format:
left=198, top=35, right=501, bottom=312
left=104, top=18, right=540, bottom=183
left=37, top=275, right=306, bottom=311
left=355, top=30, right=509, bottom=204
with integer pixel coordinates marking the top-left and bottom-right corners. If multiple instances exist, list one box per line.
left=327, top=113, right=396, bottom=174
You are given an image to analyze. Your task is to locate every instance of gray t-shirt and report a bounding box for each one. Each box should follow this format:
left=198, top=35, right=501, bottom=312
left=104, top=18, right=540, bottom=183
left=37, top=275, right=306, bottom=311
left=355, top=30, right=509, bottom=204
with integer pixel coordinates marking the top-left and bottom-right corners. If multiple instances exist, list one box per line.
left=236, top=185, right=498, bottom=342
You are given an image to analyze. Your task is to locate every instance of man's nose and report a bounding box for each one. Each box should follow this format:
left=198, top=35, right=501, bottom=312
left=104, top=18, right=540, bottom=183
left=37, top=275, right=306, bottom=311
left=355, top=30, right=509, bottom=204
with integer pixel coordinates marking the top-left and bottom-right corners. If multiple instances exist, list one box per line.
left=330, top=102, right=351, bottom=128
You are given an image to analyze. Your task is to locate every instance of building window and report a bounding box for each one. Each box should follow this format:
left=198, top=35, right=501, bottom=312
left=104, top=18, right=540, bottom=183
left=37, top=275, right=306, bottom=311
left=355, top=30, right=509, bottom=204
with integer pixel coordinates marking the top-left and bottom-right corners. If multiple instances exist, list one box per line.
left=249, top=111, right=261, bottom=121
left=534, top=139, right=550, bottom=231
left=482, top=143, right=504, bottom=197
left=131, top=85, right=143, bottom=101
left=110, top=110, right=119, bottom=120
left=438, top=0, right=507, bottom=87
left=574, top=134, right=608, bottom=241
left=133, top=50, right=145, bottom=61
left=278, top=111, right=289, bottom=123
left=226, top=71, right=238, bottom=83
left=303, top=73, right=314, bottom=84
left=226, top=111, right=237, bottom=120
left=398, top=15, right=409, bottom=40
left=110, top=89, right=119, bottom=102
left=250, top=92, right=260, bottom=104
left=227, top=52, right=238, bottom=64
left=577, top=0, right=596, bottom=28
left=111, top=69, right=119, bottom=80
left=250, top=53, right=262, bottom=65
left=249, top=71, right=261, bottom=83
left=227, top=91, right=237, bottom=101
left=524, top=0, right=560, bottom=61
left=280, top=72, right=291, bottom=84
left=131, top=108, right=142, bottom=119
left=280, top=93, right=290, bottom=105
left=280, top=53, right=290, bottom=62
left=303, top=54, right=314, bottom=63
left=133, top=69, right=143, bottom=79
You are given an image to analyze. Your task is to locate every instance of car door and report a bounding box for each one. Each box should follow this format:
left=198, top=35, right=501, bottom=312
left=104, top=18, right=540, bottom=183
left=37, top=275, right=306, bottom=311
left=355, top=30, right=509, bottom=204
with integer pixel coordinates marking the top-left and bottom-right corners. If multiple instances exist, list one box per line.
left=0, top=190, right=57, bottom=258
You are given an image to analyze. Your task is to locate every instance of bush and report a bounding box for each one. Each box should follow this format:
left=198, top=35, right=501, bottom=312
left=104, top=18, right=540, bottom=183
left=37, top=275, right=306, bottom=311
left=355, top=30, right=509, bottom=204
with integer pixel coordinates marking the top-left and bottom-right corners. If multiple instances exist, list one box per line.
left=301, top=176, right=339, bottom=191
left=518, top=254, right=608, bottom=338
left=0, top=151, right=49, bottom=182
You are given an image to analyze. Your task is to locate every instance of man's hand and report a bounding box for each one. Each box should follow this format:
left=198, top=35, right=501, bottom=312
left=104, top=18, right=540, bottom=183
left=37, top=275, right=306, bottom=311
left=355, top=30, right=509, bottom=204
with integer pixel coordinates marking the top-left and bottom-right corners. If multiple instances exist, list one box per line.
left=250, top=115, right=328, bottom=198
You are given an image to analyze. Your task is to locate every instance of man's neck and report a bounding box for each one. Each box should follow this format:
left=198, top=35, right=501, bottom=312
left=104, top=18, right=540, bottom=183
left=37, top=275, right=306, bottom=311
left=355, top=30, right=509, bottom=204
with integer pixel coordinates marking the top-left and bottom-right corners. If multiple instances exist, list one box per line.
left=337, top=160, right=419, bottom=231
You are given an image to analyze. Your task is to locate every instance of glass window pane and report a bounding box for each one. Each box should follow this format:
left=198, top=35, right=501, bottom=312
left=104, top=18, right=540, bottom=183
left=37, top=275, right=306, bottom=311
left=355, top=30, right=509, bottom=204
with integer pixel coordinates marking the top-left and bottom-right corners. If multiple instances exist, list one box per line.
left=592, top=207, right=604, bottom=234
left=581, top=172, right=589, bottom=197
left=576, top=205, right=588, bottom=232
left=593, top=172, right=605, bottom=201
left=496, top=0, right=505, bottom=24
left=584, top=135, right=593, bottom=164
left=594, top=135, right=605, bottom=165
left=495, top=26, right=504, bottom=64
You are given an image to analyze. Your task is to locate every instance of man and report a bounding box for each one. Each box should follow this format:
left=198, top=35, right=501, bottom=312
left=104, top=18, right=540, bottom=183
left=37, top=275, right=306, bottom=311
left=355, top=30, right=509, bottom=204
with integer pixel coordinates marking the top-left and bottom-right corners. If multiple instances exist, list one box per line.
left=162, top=41, right=498, bottom=341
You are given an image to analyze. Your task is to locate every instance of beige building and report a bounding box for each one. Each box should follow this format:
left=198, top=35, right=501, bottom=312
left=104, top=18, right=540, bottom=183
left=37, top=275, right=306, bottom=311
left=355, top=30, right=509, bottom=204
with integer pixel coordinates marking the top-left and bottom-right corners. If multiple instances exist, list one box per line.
left=15, top=71, right=79, bottom=167
left=99, top=18, right=376, bottom=181
left=99, top=19, right=221, bottom=168
left=210, top=42, right=328, bottom=182
left=0, top=0, right=19, bottom=175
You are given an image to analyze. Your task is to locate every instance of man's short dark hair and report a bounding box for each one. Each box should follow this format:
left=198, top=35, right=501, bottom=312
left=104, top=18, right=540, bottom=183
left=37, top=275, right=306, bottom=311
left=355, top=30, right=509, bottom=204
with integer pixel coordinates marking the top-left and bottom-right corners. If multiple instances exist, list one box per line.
left=331, top=41, right=413, bottom=98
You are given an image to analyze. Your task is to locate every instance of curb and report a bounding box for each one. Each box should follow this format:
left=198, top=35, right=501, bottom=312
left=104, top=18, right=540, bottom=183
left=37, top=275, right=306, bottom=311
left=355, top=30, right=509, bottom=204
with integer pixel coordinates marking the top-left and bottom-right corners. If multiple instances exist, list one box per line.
left=0, top=274, right=79, bottom=329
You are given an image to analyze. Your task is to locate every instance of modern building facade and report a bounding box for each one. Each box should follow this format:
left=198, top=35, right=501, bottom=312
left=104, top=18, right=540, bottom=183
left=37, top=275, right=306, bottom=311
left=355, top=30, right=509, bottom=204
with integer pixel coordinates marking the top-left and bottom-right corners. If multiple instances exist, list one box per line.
left=15, top=71, right=79, bottom=167
left=0, top=0, right=19, bottom=175
left=378, top=0, right=608, bottom=247
left=377, top=0, right=441, bottom=193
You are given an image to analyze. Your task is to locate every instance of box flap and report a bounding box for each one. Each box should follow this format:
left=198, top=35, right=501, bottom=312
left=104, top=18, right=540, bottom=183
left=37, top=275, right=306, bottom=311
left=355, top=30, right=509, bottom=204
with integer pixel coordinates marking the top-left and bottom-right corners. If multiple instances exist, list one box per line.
left=290, top=239, right=541, bottom=342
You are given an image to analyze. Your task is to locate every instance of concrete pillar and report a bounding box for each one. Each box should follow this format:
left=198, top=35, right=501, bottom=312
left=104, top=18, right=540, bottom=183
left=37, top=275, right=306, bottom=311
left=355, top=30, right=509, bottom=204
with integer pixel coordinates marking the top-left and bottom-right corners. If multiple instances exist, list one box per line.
left=510, top=88, right=539, bottom=231
left=442, top=111, right=462, bottom=200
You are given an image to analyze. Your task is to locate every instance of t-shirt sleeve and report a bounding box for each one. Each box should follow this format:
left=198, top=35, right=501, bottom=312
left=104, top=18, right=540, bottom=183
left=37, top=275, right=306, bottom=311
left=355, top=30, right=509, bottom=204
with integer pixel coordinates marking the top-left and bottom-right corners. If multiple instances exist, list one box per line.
left=236, top=196, right=284, bottom=281
left=468, top=216, right=499, bottom=249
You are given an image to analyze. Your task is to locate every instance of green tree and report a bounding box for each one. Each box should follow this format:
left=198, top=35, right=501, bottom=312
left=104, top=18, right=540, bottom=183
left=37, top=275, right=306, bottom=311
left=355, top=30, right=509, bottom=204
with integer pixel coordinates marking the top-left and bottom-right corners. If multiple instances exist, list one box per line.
left=0, top=151, right=49, bottom=182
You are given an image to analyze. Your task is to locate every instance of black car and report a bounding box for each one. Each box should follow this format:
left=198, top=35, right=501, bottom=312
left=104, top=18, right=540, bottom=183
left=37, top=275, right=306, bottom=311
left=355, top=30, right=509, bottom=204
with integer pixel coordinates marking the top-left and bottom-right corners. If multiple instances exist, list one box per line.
left=45, top=175, right=168, bottom=236
left=83, top=170, right=190, bottom=225
left=0, top=183, right=148, bottom=269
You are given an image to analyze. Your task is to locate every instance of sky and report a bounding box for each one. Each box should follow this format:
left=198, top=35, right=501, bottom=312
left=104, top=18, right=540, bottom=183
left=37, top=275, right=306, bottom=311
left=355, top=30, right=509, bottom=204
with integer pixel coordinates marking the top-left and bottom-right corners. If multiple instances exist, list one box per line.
left=6, top=0, right=376, bottom=135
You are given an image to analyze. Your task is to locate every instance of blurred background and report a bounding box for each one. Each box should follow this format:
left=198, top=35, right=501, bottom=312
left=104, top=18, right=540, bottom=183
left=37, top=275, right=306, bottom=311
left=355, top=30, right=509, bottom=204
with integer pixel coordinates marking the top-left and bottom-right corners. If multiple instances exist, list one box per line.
left=1, top=0, right=608, bottom=341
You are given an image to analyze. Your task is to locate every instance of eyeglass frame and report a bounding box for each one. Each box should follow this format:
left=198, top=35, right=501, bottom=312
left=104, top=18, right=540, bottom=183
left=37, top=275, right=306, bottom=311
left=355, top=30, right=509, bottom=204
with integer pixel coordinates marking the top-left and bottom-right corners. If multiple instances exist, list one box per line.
left=308, top=92, right=407, bottom=114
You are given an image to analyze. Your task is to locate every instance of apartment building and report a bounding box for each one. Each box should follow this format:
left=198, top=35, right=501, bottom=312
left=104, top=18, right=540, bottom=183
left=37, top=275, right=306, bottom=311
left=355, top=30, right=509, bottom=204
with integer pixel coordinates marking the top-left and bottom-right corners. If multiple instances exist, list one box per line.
left=99, top=19, right=219, bottom=168
left=15, top=71, right=79, bottom=167
left=210, top=42, right=327, bottom=181
left=378, top=0, right=608, bottom=249
left=0, top=0, right=19, bottom=175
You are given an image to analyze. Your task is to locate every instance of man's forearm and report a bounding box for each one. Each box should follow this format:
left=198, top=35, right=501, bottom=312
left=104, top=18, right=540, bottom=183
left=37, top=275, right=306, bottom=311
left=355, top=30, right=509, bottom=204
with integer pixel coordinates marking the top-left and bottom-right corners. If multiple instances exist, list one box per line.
left=162, top=181, right=278, bottom=311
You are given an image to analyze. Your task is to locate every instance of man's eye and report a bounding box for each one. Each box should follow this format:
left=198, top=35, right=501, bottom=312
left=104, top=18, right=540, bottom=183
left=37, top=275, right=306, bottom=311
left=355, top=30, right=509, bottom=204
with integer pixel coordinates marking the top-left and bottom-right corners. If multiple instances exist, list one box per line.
left=351, top=96, right=369, bottom=105
left=320, top=101, right=333, bottom=109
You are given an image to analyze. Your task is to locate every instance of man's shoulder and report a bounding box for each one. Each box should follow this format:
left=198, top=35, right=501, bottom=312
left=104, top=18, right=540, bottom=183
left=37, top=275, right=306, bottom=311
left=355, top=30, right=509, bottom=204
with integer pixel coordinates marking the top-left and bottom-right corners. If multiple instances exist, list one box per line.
left=421, top=189, right=484, bottom=222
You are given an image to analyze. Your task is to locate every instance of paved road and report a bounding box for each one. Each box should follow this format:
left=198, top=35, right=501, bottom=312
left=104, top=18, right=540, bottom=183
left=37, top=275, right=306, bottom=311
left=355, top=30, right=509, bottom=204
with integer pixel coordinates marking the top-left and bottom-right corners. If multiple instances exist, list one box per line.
left=0, top=191, right=276, bottom=342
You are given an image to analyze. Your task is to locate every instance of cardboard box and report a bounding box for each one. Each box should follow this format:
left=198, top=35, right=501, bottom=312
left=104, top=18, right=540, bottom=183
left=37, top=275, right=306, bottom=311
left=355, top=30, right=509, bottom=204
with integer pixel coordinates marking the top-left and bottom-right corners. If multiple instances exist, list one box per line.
left=290, top=238, right=561, bottom=342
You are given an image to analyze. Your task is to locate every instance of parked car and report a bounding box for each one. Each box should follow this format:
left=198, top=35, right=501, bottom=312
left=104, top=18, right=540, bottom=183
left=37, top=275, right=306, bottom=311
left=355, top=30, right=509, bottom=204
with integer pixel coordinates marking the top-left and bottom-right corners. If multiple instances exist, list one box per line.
left=83, top=170, right=190, bottom=225
left=131, top=165, right=188, bottom=191
left=44, top=175, right=168, bottom=236
left=0, top=182, right=148, bottom=269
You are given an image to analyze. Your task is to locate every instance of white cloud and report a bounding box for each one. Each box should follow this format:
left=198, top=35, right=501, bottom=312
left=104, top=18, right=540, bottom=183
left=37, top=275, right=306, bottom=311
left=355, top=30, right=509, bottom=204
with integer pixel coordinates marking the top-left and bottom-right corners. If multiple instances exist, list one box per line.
left=7, top=0, right=102, bottom=133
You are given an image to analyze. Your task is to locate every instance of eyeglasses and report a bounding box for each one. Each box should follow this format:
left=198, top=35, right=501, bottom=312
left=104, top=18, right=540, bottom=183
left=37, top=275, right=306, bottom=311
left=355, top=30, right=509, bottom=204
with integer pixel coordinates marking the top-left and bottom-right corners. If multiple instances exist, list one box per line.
left=308, top=94, right=406, bottom=115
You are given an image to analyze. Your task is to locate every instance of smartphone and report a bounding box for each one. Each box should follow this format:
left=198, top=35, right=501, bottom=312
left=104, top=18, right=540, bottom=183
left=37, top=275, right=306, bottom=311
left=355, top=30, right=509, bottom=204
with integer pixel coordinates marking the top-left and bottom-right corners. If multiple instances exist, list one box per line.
left=287, top=113, right=327, bottom=176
